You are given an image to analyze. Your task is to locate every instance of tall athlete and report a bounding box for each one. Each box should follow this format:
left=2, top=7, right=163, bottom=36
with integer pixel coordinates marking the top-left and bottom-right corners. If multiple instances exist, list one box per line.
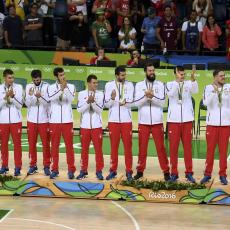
left=48, top=67, right=76, bottom=179
left=0, top=69, right=23, bottom=176
left=104, top=66, right=134, bottom=181
left=77, top=74, right=104, bottom=180
left=166, top=66, right=198, bottom=183
left=25, top=70, right=51, bottom=175
left=201, top=70, right=230, bottom=185
left=134, top=63, right=170, bottom=181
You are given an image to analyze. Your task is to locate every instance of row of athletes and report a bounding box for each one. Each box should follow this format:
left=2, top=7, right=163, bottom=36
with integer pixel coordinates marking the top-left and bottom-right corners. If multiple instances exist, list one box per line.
left=0, top=64, right=229, bottom=185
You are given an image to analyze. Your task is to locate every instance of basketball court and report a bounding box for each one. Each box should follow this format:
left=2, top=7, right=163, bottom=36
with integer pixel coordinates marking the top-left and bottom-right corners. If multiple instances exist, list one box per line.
left=0, top=151, right=230, bottom=230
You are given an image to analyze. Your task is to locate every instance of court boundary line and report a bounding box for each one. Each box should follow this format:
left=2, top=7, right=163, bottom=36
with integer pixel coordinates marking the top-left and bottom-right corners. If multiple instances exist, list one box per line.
left=111, top=201, right=140, bottom=230
left=7, top=218, right=76, bottom=230
left=0, top=209, right=14, bottom=223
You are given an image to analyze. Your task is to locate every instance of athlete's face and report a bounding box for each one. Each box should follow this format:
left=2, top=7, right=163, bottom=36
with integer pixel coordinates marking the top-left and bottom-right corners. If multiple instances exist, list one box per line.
left=88, top=79, right=98, bottom=91
left=4, top=74, right=14, bottom=86
left=32, top=77, right=41, bottom=86
left=145, top=66, right=156, bottom=82
left=116, top=71, right=126, bottom=82
left=57, top=71, right=66, bottom=83
left=215, top=71, right=225, bottom=85
left=176, top=70, right=185, bottom=82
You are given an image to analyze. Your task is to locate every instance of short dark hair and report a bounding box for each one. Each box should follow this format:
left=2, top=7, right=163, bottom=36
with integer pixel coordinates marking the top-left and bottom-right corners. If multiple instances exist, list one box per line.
left=213, top=69, right=224, bottom=77
left=174, top=66, right=184, bottom=74
left=53, top=67, right=64, bottom=77
left=3, top=69, right=14, bottom=77
left=30, top=2, right=38, bottom=8
left=31, top=69, right=42, bottom=78
left=144, top=62, right=154, bottom=72
left=115, top=66, right=126, bottom=75
left=87, top=74, right=97, bottom=82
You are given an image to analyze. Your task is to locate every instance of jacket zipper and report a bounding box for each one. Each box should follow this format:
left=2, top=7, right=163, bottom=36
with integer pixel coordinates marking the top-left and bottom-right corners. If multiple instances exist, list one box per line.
left=61, top=105, right=63, bottom=123
left=118, top=84, right=121, bottom=122
left=37, top=105, right=40, bottom=123
left=220, top=107, right=222, bottom=126
left=9, top=107, right=11, bottom=124
left=181, top=104, right=183, bottom=123
left=150, top=101, right=152, bottom=125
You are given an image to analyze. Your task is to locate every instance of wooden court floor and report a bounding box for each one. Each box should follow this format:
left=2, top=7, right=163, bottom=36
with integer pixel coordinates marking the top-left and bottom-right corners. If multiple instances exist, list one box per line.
left=0, top=152, right=230, bottom=230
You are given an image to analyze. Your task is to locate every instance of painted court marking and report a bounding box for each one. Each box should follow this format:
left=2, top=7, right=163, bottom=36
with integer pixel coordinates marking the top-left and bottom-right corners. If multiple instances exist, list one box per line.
left=0, top=209, right=14, bottom=223
left=111, top=201, right=140, bottom=230
left=7, top=218, right=76, bottom=230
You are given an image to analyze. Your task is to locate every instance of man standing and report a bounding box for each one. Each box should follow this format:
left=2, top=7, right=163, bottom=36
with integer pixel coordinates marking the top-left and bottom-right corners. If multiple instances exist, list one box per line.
left=134, top=63, right=170, bottom=181
left=48, top=67, right=76, bottom=179
left=104, top=66, right=134, bottom=181
left=76, top=74, right=104, bottom=180
left=25, top=70, right=51, bottom=176
left=24, top=3, right=43, bottom=47
left=200, top=70, right=230, bottom=185
left=156, top=5, right=180, bottom=51
left=0, top=69, right=23, bottom=176
left=166, top=66, right=198, bottom=183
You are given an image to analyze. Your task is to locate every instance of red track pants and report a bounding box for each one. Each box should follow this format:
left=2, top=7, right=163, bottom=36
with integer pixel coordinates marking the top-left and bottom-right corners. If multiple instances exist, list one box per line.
left=27, top=122, right=51, bottom=168
left=204, top=125, right=230, bottom=177
left=0, top=123, right=22, bottom=168
left=80, top=128, right=104, bottom=172
left=136, top=124, right=169, bottom=173
left=168, top=122, right=193, bottom=176
left=49, top=123, right=76, bottom=173
left=108, top=122, right=133, bottom=173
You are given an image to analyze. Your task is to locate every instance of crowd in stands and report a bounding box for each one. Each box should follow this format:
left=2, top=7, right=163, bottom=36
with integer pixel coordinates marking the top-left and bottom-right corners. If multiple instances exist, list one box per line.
left=0, top=0, right=230, bottom=56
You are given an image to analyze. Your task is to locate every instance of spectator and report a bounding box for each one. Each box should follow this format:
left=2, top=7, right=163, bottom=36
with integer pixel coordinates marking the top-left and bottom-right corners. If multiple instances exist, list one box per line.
left=226, top=19, right=230, bottom=60
left=150, top=0, right=176, bottom=17
left=90, top=48, right=110, bottom=64
left=141, top=7, right=161, bottom=52
left=202, top=15, right=222, bottom=52
left=68, top=0, right=88, bottom=21
left=56, top=4, right=76, bottom=50
left=24, top=3, right=43, bottom=47
left=129, top=0, right=145, bottom=47
left=92, top=0, right=113, bottom=20
left=116, top=0, right=130, bottom=28
left=193, top=0, right=213, bottom=28
left=126, top=49, right=144, bottom=66
left=69, top=11, right=89, bottom=50
left=5, top=0, right=28, bottom=20
left=118, top=16, right=136, bottom=50
left=92, top=8, right=112, bottom=48
left=182, top=10, right=203, bottom=52
left=0, top=11, right=5, bottom=48
left=3, top=5, right=23, bottom=47
left=156, top=5, right=180, bottom=51
left=38, top=0, right=56, bottom=46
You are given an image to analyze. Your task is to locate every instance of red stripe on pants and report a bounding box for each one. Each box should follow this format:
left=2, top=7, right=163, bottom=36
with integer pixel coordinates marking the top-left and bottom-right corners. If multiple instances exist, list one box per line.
left=0, top=123, right=22, bottom=168
left=205, top=125, right=230, bottom=177
left=108, top=122, right=132, bottom=173
left=136, top=124, right=169, bottom=173
left=49, top=123, right=76, bottom=172
left=168, top=122, right=193, bottom=176
left=27, top=122, right=51, bottom=168
left=80, top=128, right=104, bottom=172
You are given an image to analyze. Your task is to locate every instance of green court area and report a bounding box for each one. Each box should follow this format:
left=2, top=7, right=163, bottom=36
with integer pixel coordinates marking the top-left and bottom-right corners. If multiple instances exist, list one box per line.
left=7, top=133, right=228, bottom=160
left=0, top=210, right=12, bottom=222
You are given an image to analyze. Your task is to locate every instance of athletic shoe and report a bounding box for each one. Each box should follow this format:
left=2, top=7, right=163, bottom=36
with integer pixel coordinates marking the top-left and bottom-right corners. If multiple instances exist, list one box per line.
left=126, top=172, right=133, bottom=182
left=164, top=173, right=171, bottom=182
left=76, top=170, right=88, bottom=180
left=186, top=173, right=196, bottom=183
left=44, top=167, right=51, bottom=176
left=50, top=171, right=59, bottom=179
left=220, top=176, right=228, bottom=185
left=96, top=171, right=104, bottom=180
left=133, top=172, right=143, bottom=180
left=170, top=174, right=179, bottom=182
left=14, top=167, right=21, bottom=176
left=0, top=167, right=9, bottom=175
left=27, top=166, right=38, bottom=175
left=106, top=171, right=117, bottom=180
left=200, top=175, right=211, bottom=184
left=68, top=171, right=75, bottom=180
